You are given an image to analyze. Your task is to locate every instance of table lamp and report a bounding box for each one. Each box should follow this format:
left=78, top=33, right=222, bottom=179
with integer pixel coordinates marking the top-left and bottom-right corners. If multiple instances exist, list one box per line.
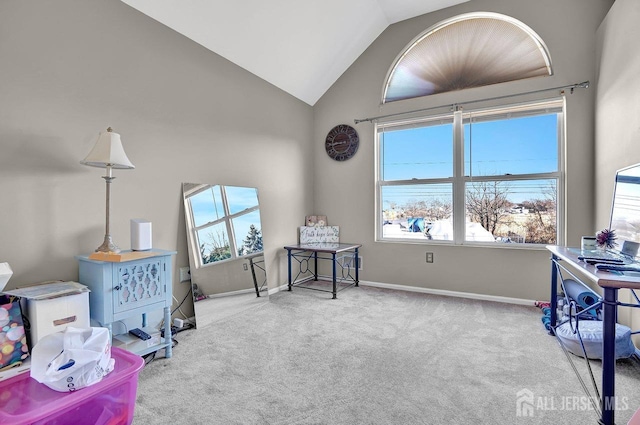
left=81, top=127, right=135, bottom=254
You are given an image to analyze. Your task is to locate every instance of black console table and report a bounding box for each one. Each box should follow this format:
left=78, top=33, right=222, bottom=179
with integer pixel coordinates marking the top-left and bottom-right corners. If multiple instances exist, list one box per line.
left=284, top=243, right=361, bottom=299
left=247, top=253, right=267, bottom=297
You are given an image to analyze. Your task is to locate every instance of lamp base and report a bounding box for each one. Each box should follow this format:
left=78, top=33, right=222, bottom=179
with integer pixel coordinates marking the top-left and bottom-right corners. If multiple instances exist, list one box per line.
left=95, top=235, right=121, bottom=254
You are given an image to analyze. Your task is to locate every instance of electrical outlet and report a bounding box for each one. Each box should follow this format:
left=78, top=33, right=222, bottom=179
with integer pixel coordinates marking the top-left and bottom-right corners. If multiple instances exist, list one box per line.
left=179, top=266, right=191, bottom=282
left=243, top=263, right=248, bottom=271
left=426, top=252, right=434, bottom=263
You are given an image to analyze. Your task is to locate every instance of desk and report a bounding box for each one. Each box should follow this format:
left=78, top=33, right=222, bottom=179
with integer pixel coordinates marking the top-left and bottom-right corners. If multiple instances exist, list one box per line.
left=284, top=243, right=361, bottom=299
left=547, top=245, right=640, bottom=425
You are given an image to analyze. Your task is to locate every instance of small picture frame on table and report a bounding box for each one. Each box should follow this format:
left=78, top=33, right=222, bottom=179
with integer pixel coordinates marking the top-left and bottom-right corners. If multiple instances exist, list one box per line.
left=305, top=215, right=327, bottom=227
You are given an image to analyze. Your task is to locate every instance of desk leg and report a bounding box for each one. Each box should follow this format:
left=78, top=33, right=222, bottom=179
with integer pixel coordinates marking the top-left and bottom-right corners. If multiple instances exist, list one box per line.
left=332, top=252, right=337, bottom=299
left=287, top=249, right=292, bottom=291
left=354, top=248, right=359, bottom=287
left=549, top=255, right=558, bottom=334
left=250, top=257, right=260, bottom=297
left=601, top=287, right=617, bottom=425
left=164, top=306, right=172, bottom=358
left=314, top=251, right=319, bottom=281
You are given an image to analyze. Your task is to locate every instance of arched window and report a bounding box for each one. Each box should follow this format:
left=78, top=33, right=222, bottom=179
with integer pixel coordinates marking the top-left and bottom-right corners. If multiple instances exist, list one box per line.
left=382, top=12, right=553, bottom=103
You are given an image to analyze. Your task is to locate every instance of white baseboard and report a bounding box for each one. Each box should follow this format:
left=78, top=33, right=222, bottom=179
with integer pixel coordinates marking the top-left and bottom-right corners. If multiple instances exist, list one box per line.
left=268, top=284, right=288, bottom=295
left=359, top=280, right=535, bottom=306
left=269, top=276, right=314, bottom=295
left=207, top=288, right=255, bottom=298
left=269, top=277, right=534, bottom=306
left=183, top=315, right=196, bottom=326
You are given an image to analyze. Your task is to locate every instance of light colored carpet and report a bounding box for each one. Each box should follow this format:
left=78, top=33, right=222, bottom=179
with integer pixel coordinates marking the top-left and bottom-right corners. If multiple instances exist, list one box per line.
left=133, top=283, right=640, bottom=424
left=193, top=292, right=269, bottom=329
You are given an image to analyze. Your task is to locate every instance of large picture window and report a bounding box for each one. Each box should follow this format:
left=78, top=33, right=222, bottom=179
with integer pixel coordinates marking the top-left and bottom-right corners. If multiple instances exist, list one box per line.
left=377, top=99, right=564, bottom=246
left=185, top=184, right=263, bottom=267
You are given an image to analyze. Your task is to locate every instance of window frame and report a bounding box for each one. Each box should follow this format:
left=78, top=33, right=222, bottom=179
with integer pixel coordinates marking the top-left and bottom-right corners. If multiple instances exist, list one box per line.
left=375, top=98, right=566, bottom=248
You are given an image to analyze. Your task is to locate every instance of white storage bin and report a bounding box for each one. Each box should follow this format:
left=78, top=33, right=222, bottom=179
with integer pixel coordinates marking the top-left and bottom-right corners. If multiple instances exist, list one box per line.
left=23, top=291, right=90, bottom=345
left=4, top=281, right=91, bottom=347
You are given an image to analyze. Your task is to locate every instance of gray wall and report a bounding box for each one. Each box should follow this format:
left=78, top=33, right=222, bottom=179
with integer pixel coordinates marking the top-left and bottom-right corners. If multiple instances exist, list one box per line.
left=313, top=0, right=613, bottom=301
left=0, top=1, right=314, bottom=319
left=0, top=0, right=619, bottom=315
left=595, top=0, right=640, bottom=335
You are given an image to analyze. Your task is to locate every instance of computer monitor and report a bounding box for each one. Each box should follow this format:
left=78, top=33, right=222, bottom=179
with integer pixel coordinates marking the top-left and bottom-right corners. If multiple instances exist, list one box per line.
left=609, top=162, right=640, bottom=260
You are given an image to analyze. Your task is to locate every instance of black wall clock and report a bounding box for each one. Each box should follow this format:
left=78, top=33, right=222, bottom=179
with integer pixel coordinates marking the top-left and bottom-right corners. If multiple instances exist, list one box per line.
left=325, top=124, right=359, bottom=161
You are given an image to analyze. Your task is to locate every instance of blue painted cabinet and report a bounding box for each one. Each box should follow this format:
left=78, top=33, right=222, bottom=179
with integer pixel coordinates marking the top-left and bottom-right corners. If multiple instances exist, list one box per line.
left=76, top=249, right=176, bottom=358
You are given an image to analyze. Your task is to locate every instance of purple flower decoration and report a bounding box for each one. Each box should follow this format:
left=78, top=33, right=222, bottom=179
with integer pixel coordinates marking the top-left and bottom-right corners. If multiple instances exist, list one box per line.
left=596, top=228, right=617, bottom=249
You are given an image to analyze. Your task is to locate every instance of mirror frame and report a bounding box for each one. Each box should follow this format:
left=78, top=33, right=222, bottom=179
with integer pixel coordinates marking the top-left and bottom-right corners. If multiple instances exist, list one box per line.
left=182, top=183, right=268, bottom=328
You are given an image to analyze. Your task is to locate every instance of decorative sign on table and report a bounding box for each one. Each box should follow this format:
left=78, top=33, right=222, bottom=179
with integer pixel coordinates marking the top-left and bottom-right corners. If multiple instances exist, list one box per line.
left=299, top=226, right=339, bottom=244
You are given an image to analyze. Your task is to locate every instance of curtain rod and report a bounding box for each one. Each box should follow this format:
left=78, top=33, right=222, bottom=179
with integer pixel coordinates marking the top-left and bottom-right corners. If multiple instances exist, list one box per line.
left=353, top=81, right=589, bottom=125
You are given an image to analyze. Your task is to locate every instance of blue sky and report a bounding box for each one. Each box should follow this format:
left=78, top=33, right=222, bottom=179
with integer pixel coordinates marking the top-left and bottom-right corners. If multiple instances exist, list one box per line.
left=190, top=185, right=262, bottom=250
left=381, top=114, right=558, bottom=207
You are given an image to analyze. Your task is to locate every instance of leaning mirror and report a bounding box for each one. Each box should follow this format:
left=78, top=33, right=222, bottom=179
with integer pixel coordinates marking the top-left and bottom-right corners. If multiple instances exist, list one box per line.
left=182, top=183, right=268, bottom=329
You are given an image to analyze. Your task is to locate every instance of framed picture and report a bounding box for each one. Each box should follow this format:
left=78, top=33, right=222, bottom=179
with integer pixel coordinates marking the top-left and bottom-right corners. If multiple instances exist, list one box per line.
left=305, top=215, right=327, bottom=227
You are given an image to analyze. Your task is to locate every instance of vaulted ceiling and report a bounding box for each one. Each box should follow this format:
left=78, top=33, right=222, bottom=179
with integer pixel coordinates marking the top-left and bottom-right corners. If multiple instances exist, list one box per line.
left=120, top=0, right=470, bottom=105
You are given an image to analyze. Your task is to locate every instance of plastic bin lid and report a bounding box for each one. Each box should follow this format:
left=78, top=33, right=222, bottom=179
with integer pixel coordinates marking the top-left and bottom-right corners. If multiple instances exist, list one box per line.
left=0, top=346, right=144, bottom=425
left=0, top=262, right=12, bottom=292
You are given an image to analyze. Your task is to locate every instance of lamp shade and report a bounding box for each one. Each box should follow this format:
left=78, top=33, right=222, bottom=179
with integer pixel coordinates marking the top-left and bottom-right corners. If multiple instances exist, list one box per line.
left=81, top=128, right=135, bottom=169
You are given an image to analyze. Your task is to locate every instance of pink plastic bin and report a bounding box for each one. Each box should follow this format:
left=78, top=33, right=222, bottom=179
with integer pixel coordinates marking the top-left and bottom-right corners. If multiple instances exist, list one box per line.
left=0, top=346, right=144, bottom=425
